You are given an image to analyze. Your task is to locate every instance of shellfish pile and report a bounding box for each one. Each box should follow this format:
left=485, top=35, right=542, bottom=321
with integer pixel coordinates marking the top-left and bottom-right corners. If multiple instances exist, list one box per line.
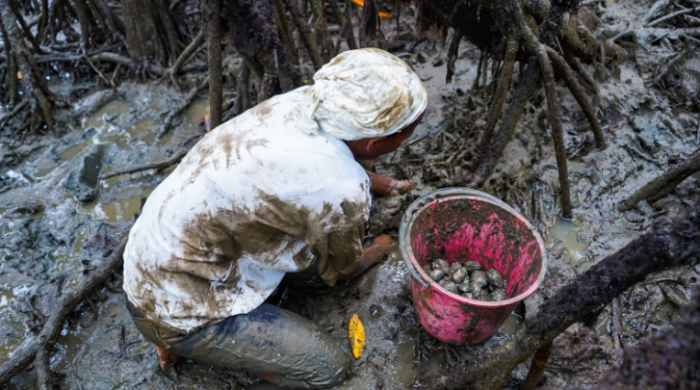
left=422, top=259, right=507, bottom=301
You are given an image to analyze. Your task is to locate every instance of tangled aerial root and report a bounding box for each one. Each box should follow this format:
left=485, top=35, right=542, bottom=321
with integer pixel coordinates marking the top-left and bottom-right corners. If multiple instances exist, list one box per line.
left=419, top=0, right=618, bottom=219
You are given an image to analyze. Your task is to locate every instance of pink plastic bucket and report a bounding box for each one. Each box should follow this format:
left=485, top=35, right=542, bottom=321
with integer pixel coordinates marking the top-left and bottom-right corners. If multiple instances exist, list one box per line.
left=399, top=188, right=546, bottom=344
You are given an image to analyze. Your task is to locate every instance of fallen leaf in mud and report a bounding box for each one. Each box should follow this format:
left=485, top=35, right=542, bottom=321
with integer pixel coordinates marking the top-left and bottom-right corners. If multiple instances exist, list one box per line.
left=348, top=313, right=366, bottom=359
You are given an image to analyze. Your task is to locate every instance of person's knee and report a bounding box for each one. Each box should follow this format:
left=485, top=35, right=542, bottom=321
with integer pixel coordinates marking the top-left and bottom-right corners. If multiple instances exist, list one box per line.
left=273, top=342, right=352, bottom=389
left=308, top=347, right=353, bottom=388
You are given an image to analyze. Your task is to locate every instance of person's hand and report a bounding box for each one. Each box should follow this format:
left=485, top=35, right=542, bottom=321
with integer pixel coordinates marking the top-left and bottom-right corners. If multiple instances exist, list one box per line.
left=388, top=179, right=415, bottom=196
left=372, top=234, right=398, bottom=254
left=342, top=234, right=397, bottom=279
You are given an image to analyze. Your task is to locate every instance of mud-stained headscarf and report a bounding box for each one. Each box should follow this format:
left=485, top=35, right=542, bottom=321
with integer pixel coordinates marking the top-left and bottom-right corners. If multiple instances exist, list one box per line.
left=298, top=48, right=428, bottom=141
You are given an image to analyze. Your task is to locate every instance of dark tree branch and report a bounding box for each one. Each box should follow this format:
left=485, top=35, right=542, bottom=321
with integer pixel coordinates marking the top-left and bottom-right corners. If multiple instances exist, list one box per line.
left=516, top=0, right=572, bottom=218
left=620, top=153, right=700, bottom=212
left=478, top=34, right=517, bottom=150
left=522, top=341, right=553, bottom=390
left=8, top=0, right=46, bottom=54
left=468, top=57, right=539, bottom=188
left=328, top=0, right=357, bottom=51
left=35, top=346, right=53, bottom=390
left=273, top=0, right=299, bottom=65
left=282, top=0, right=324, bottom=69
left=547, top=47, right=607, bottom=150
left=164, top=28, right=205, bottom=89
left=0, top=19, right=17, bottom=105
left=445, top=29, right=463, bottom=84
left=309, top=0, right=333, bottom=62
left=207, top=0, right=222, bottom=129
left=1, top=0, right=53, bottom=129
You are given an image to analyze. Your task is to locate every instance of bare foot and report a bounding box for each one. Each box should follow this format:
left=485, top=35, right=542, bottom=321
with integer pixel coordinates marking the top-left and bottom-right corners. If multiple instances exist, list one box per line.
left=156, top=346, right=181, bottom=372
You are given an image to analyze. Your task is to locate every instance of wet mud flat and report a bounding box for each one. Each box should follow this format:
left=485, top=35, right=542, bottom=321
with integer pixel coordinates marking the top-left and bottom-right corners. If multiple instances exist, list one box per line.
left=1, top=3, right=700, bottom=390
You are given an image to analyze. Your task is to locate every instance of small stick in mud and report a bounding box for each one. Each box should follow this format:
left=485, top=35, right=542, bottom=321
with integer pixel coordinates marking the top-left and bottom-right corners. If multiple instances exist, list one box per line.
left=643, top=0, right=672, bottom=24
left=472, top=51, right=484, bottom=90
left=611, top=297, right=623, bottom=350
left=0, top=98, right=28, bottom=126
left=90, top=52, right=204, bottom=77
left=98, top=148, right=191, bottom=180
left=648, top=5, right=700, bottom=27
left=619, top=153, right=700, bottom=212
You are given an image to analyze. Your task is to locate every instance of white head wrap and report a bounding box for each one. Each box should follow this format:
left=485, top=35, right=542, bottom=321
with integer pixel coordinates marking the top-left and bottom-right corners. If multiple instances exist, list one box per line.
left=298, top=48, right=428, bottom=141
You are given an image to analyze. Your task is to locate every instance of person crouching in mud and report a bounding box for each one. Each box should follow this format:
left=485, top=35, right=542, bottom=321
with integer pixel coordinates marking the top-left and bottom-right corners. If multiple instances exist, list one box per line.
left=123, top=48, right=427, bottom=389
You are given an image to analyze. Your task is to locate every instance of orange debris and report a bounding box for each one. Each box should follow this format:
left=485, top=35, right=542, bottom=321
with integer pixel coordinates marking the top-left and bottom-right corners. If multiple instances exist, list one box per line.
left=348, top=0, right=392, bottom=19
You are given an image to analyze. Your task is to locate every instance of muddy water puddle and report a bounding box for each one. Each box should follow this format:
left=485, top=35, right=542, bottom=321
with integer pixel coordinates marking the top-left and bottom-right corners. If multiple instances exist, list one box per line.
left=0, top=284, right=35, bottom=366
left=78, top=195, right=149, bottom=223
left=500, top=313, right=522, bottom=336
left=33, top=96, right=207, bottom=184
left=50, top=226, right=88, bottom=290
left=549, top=216, right=589, bottom=265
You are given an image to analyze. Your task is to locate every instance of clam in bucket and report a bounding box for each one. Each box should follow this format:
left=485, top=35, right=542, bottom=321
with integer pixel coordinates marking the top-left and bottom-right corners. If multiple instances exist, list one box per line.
left=399, top=188, right=546, bottom=344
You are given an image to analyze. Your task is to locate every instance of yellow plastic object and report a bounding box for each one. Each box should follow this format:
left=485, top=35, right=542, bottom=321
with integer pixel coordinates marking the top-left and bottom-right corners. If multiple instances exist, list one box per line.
left=348, top=0, right=392, bottom=19
left=348, top=313, right=366, bottom=359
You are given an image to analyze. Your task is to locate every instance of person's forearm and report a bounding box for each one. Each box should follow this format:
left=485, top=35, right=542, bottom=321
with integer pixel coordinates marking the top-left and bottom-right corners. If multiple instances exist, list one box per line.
left=337, top=244, right=385, bottom=280
left=365, top=169, right=394, bottom=196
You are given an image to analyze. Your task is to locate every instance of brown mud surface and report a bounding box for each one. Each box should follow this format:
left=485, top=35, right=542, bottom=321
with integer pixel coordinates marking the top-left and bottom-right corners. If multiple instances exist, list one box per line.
left=1, top=1, right=700, bottom=389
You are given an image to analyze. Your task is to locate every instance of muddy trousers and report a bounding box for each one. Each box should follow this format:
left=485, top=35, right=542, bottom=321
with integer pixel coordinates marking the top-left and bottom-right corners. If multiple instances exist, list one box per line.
left=126, top=299, right=353, bottom=389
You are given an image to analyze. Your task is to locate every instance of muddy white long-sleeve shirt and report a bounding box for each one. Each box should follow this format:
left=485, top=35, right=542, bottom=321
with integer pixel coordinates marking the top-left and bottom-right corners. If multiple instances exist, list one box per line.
left=123, top=87, right=371, bottom=333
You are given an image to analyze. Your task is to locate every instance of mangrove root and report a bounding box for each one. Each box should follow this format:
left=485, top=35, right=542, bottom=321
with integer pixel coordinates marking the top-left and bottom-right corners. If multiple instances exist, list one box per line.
left=0, top=239, right=128, bottom=386
left=619, top=153, right=700, bottom=212
left=521, top=341, right=553, bottom=390
left=416, top=0, right=622, bottom=216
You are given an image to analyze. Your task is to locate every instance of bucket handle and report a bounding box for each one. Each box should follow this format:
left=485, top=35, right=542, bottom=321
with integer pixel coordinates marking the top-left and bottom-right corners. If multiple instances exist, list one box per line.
left=406, top=258, right=430, bottom=288
left=398, top=234, right=430, bottom=289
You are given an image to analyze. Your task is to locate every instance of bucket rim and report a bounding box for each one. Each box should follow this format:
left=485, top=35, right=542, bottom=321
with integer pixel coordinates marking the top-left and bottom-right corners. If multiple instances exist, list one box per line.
left=399, top=188, right=547, bottom=308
